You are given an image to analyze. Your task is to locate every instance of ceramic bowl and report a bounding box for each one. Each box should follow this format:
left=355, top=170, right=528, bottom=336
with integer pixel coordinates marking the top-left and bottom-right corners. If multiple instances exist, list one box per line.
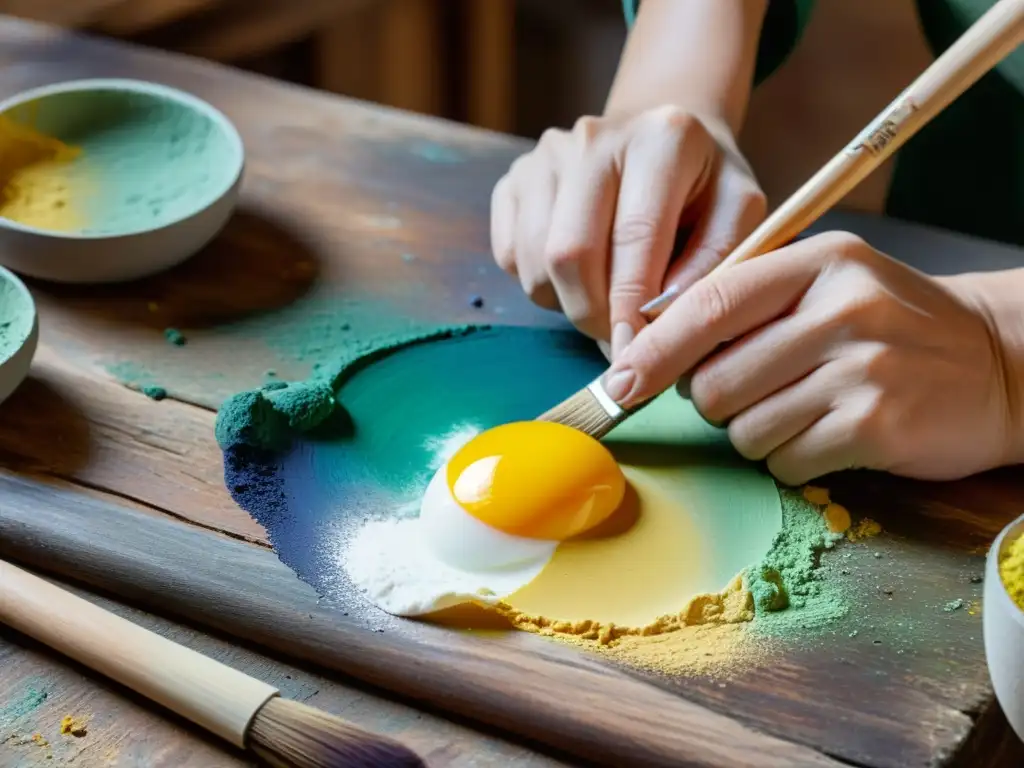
left=0, top=265, right=38, bottom=405
left=984, top=512, right=1024, bottom=742
left=0, top=78, right=244, bottom=283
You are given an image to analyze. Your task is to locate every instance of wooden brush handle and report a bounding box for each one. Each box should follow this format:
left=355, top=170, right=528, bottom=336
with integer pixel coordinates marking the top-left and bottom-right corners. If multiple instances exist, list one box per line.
left=715, top=0, right=1024, bottom=272
left=0, top=559, right=278, bottom=749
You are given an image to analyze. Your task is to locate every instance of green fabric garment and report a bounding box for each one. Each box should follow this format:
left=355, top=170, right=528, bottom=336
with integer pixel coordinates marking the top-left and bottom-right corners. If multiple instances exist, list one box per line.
left=622, top=0, right=814, bottom=85
left=623, top=0, right=1024, bottom=246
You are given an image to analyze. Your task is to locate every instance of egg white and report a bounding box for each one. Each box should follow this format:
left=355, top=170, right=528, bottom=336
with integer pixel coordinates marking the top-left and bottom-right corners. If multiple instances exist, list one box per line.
left=344, top=463, right=557, bottom=617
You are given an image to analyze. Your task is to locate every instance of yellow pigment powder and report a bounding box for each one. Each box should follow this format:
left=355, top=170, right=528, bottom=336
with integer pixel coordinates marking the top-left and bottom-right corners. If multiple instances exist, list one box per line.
left=999, top=531, right=1024, bottom=612
left=823, top=503, right=852, bottom=534
left=0, top=116, right=85, bottom=231
left=802, top=485, right=831, bottom=505
left=487, top=574, right=765, bottom=676
left=847, top=518, right=882, bottom=542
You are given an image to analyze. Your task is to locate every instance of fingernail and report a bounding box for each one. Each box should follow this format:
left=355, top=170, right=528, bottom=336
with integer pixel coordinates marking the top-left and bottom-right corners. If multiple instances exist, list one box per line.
left=602, top=366, right=637, bottom=405
left=596, top=339, right=613, bottom=362
left=611, top=322, right=635, bottom=360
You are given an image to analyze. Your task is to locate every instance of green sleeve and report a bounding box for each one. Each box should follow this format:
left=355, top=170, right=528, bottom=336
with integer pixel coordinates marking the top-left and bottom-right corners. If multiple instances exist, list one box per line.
left=621, top=0, right=814, bottom=85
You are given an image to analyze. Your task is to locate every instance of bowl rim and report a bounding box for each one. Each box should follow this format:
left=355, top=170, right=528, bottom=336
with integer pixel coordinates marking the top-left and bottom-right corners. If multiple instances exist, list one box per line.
left=989, top=511, right=1024, bottom=626
left=0, top=77, right=245, bottom=241
left=0, top=262, right=37, bottom=367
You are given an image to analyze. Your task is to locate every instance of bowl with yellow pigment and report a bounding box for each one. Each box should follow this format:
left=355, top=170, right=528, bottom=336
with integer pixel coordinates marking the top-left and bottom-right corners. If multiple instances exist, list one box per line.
left=0, top=78, right=244, bottom=283
left=984, top=512, right=1024, bottom=742
left=0, top=264, right=37, bottom=405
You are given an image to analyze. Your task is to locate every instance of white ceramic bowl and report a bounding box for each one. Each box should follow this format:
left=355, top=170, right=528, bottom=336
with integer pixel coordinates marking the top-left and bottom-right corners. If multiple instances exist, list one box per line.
left=984, top=512, right=1024, bottom=743
left=0, top=265, right=38, bottom=404
left=0, top=78, right=244, bottom=283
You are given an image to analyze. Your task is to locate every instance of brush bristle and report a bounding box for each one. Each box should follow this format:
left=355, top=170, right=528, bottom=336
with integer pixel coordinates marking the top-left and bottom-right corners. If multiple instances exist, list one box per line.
left=537, top=385, right=621, bottom=439
left=248, top=697, right=425, bottom=768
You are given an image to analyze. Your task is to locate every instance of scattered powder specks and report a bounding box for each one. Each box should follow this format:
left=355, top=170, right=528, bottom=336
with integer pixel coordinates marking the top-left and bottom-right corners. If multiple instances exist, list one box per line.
left=141, top=385, right=167, bottom=401
left=59, top=715, right=88, bottom=737
left=163, top=327, right=186, bottom=346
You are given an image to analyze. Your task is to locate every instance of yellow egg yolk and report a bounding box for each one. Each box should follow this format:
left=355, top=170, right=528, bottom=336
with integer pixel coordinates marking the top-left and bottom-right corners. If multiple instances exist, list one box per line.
left=445, top=421, right=626, bottom=540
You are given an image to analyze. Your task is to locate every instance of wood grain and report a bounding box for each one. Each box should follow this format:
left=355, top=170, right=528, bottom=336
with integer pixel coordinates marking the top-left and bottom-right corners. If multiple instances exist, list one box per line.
left=0, top=573, right=571, bottom=768
left=0, top=471, right=847, bottom=768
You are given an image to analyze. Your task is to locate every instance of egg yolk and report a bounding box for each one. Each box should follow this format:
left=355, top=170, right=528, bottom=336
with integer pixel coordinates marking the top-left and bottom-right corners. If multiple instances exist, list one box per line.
left=445, top=421, right=626, bottom=540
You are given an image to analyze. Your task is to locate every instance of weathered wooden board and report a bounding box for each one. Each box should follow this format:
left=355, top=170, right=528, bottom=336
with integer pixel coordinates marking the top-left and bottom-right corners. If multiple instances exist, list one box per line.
left=0, top=17, right=1022, bottom=768
left=1, top=572, right=572, bottom=768
left=0, top=471, right=846, bottom=768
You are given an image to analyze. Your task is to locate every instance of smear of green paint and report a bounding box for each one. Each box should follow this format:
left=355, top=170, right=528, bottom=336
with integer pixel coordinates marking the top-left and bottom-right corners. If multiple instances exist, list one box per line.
left=1, top=684, right=48, bottom=724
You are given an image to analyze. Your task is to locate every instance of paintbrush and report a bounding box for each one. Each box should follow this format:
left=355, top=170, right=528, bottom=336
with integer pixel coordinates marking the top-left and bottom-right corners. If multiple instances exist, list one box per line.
left=0, top=559, right=425, bottom=768
left=540, top=0, right=1024, bottom=439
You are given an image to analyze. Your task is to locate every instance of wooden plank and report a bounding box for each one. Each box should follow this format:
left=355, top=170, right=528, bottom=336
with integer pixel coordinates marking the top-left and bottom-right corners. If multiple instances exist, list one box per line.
left=1, top=574, right=572, bottom=768
left=0, top=345, right=265, bottom=544
left=0, top=471, right=847, bottom=768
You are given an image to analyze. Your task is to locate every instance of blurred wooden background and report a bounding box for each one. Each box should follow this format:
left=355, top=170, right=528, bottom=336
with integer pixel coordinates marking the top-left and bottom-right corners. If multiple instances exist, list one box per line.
left=0, top=0, right=934, bottom=213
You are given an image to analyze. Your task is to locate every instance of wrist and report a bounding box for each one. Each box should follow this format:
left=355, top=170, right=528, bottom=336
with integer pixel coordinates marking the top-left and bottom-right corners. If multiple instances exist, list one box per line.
left=945, top=270, right=1024, bottom=465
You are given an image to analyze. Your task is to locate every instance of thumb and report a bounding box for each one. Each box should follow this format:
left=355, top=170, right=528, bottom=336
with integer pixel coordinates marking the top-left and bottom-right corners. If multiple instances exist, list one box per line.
left=663, top=164, right=767, bottom=296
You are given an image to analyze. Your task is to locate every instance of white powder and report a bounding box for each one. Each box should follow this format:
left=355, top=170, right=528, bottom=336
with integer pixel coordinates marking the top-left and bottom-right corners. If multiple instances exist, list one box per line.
left=344, top=516, right=547, bottom=616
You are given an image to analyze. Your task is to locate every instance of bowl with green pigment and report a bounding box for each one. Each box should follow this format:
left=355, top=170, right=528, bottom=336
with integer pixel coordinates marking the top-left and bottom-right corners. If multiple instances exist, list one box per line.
left=0, top=264, right=37, bottom=404
left=984, top=512, right=1024, bottom=742
left=0, top=78, right=244, bottom=283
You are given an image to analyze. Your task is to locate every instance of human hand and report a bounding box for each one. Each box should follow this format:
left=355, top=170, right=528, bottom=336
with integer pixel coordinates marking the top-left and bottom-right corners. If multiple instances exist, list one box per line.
left=490, top=106, right=766, bottom=359
left=600, top=232, right=1023, bottom=485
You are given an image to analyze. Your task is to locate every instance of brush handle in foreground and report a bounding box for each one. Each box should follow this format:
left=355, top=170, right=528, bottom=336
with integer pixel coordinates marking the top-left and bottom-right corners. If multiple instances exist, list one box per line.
left=0, top=559, right=279, bottom=749
left=642, top=0, right=1024, bottom=318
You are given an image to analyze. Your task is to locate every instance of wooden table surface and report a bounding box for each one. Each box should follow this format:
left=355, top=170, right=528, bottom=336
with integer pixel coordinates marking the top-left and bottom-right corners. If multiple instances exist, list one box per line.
left=0, top=15, right=1023, bottom=768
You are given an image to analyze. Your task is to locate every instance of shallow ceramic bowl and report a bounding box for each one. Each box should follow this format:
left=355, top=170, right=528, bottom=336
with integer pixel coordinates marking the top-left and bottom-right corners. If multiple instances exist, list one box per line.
left=984, top=512, right=1024, bottom=742
left=0, top=78, right=244, bottom=283
left=0, top=265, right=38, bottom=404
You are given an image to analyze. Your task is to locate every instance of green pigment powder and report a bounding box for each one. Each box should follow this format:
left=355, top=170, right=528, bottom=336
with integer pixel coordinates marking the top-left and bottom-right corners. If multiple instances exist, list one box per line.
left=214, top=326, right=479, bottom=451
left=746, top=488, right=849, bottom=636
left=163, top=327, right=186, bottom=346
left=215, top=380, right=337, bottom=450
left=141, top=385, right=167, bottom=401
left=0, top=278, right=35, bottom=362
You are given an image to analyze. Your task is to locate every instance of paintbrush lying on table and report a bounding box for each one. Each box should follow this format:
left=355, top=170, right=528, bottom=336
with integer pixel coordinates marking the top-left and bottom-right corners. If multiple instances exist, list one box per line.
left=0, top=559, right=425, bottom=768
left=540, top=0, right=1024, bottom=440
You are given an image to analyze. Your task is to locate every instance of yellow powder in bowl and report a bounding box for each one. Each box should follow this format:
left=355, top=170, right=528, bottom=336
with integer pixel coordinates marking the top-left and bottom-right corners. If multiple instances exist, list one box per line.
left=0, top=117, right=86, bottom=231
left=999, top=530, right=1024, bottom=612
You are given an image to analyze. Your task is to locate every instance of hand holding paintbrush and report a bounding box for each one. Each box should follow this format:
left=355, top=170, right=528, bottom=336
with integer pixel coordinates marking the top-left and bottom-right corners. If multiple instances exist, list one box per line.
left=0, top=559, right=425, bottom=768
left=540, top=0, right=1024, bottom=456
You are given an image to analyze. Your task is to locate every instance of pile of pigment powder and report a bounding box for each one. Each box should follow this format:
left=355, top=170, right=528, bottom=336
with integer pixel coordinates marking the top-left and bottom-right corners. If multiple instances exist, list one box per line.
left=1000, top=529, right=1024, bottom=612
left=487, top=485, right=879, bottom=676
left=0, top=117, right=86, bottom=231
left=214, top=325, right=883, bottom=677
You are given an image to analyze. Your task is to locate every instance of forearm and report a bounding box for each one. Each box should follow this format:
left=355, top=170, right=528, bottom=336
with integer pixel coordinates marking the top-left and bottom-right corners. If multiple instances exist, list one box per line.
left=947, top=269, right=1024, bottom=462
left=606, top=0, right=769, bottom=137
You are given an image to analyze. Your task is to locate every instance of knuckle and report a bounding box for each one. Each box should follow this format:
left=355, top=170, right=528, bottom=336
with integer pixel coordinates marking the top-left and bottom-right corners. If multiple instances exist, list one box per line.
left=765, top=453, right=806, bottom=487
left=688, top=277, right=732, bottom=328
left=572, top=115, right=602, bottom=143
left=645, top=104, right=698, bottom=135
left=688, top=366, right=727, bottom=424
left=727, top=417, right=765, bottom=461
left=544, top=240, right=588, bottom=276
left=742, top=187, right=769, bottom=222
left=817, top=231, right=869, bottom=260
left=611, top=215, right=660, bottom=249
